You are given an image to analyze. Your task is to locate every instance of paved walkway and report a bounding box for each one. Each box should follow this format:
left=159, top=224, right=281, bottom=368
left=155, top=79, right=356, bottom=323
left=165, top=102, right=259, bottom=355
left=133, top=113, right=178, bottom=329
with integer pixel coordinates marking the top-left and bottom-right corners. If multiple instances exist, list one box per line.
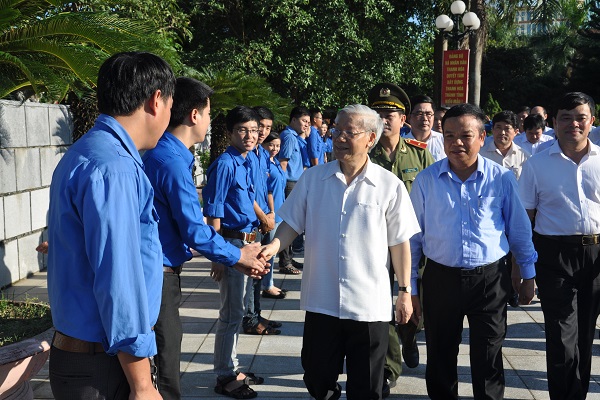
left=3, top=255, right=600, bottom=399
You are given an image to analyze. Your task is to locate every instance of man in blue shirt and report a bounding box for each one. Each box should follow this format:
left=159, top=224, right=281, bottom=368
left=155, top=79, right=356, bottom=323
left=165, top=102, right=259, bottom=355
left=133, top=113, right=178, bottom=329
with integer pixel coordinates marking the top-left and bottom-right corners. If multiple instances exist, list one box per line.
left=142, top=78, right=268, bottom=400
left=277, top=106, right=311, bottom=274
left=203, top=106, right=267, bottom=399
left=307, top=107, right=324, bottom=166
left=409, top=103, right=537, bottom=399
left=47, top=52, right=174, bottom=400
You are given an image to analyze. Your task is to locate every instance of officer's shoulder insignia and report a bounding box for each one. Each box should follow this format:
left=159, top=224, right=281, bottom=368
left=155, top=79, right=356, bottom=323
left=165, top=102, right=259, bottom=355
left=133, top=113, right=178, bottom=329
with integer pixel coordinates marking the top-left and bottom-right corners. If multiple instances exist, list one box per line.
left=405, top=138, right=428, bottom=150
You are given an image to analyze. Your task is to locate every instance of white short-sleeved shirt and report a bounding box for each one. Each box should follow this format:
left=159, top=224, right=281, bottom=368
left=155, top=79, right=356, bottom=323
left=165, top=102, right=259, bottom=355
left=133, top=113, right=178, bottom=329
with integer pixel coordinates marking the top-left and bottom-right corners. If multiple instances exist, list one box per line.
left=278, top=159, right=420, bottom=322
left=404, top=130, right=446, bottom=161
left=513, top=133, right=554, bottom=155
left=480, top=140, right=530, bottom=180
left=589, top=126, right=600, bottom=145
left=519, top=140, right=600, bottom=235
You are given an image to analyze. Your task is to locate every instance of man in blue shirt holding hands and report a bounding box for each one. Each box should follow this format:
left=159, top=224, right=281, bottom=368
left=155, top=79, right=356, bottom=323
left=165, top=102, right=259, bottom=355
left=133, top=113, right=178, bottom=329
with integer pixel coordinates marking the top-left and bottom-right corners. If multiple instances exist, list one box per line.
left=409, top=103, right=537, bottom=400
left=47, top=52, right=174, bottom=400
left=142, top=78, right=268, bottom=399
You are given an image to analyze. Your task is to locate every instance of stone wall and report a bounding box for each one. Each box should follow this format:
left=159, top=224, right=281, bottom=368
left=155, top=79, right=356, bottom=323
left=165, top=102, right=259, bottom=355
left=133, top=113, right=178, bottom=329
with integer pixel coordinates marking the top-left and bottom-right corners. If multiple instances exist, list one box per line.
left=0, top=100, right=72, bottom=288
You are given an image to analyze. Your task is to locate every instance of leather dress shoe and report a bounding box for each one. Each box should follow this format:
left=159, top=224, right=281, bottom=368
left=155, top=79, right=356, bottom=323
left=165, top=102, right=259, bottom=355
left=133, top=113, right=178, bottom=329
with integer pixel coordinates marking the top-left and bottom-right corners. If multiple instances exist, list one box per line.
left=397, top=320, right=419, bottom=368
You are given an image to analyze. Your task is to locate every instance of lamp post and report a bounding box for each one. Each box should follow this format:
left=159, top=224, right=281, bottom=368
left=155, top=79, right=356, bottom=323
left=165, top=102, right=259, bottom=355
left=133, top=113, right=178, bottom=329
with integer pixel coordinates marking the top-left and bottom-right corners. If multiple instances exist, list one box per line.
left=435, top=0, right=480, bottom=49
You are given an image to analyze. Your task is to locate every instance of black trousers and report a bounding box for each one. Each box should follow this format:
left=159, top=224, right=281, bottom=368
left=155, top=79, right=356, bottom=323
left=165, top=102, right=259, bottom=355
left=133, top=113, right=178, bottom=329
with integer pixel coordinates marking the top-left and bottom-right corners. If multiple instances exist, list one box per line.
left=302, top=311, right=388, bottom=400
left=422, top=258, right=510, bottom=400
left=534, top=233, right=600, bottom=400
left=155, top=271, right=183, bottom=400
left=49, top=346, right=129, bottom=399
left=278, top=181, right=297, bottom=266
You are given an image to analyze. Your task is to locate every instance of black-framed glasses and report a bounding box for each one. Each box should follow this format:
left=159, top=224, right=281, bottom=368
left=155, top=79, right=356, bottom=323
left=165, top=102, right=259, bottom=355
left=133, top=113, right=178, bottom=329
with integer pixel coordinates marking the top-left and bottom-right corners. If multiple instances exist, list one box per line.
left=331, top=128, right=367, bottom=139
left=234, top=127, right=259, bottom=135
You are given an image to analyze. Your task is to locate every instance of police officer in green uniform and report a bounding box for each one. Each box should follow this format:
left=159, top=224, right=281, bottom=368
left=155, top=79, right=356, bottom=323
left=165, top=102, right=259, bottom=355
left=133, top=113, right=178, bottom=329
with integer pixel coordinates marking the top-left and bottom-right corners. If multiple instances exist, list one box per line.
left=368, top=83, right=434, bottom=398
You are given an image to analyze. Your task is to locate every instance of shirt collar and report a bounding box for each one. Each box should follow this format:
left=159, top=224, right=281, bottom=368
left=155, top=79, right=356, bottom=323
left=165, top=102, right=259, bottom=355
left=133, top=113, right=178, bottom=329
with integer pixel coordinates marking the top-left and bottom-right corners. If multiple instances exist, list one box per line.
left=438, top=154, right=485, bottom=179
left=324, top=158, right=379, bottom=186
left=95, top=114, right=143, bottom=166
left=162, top=131, right=195, bottom=168
left=550, top=139, right=600, bottom=156
left=225, top=146, right=247, bottom=166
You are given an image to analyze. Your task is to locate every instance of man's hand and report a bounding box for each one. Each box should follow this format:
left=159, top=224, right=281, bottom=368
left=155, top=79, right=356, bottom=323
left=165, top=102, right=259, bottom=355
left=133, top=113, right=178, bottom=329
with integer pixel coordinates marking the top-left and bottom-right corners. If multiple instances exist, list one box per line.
left=237, top=242, right=268, bottom=271
left=395, top=292, right=413, bottom=325
left=258, top=213, right=275, bottom=234
left=210, top=263, right=226, bottom=282
left=259, top=240, right=281, bottom=262
left=36, top=241, right=49, bottom=254
left=518, top=278, right=535, bottom=305
left=410, top=295, right=422, bottom=326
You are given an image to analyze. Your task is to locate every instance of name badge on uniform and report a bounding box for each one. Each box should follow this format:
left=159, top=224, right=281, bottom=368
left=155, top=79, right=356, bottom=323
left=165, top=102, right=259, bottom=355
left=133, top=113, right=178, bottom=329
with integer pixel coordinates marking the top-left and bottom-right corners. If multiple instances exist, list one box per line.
left=402, top=168, right=419, bottom=173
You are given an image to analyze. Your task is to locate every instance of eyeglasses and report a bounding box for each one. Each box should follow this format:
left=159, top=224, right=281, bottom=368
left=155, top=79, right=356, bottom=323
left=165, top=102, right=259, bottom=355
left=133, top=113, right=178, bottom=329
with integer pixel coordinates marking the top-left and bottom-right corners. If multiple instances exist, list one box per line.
left=411, top=111, right=434, bottom=118
left=331, top=128, right=367, bottom=139
left=234, top=127, right=259, bottom=135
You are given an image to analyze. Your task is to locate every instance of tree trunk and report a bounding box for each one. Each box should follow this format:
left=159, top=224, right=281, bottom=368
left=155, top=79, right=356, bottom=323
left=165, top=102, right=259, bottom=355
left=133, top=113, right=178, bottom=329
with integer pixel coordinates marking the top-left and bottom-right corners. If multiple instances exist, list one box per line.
left=468, top=0, right=487, bottom=107
left=433, top=33, right=448, bottom=108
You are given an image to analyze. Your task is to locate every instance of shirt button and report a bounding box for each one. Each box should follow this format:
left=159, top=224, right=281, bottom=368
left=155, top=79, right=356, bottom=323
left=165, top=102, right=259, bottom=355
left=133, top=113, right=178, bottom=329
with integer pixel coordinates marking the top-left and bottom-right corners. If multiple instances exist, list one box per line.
left=341, top=234, right=346, bottom=238
left=342, top=211, right=347, bottom=215
left=340, top=256, right=345, bottom=260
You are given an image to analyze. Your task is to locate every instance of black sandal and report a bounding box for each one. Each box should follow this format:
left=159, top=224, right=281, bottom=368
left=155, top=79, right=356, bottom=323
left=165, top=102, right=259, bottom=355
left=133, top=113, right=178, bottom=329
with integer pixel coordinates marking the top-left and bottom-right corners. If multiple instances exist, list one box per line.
left=235, top=370, right=264, bottom=385
left=242, top=321, right=281, bottom=335
left=215, top=375, right=257, bottom=399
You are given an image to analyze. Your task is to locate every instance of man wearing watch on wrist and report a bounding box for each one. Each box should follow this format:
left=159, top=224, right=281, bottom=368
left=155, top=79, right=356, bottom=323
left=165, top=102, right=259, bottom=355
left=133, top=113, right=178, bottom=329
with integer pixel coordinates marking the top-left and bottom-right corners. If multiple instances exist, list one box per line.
left=260, top=105, right=420, bottom=399
left=409, top=103, right=537, bottom=400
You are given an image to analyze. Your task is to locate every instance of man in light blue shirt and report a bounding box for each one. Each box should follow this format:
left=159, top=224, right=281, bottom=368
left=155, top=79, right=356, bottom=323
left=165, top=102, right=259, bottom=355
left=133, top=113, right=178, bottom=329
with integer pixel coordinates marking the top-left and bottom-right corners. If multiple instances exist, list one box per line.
left=47, top=52, right=174, bottom=400
left=307, top=107, right=324, bottom=166
left=409, top=103, right=537, bottom=400
left=142, top=78, right=267, bottom=399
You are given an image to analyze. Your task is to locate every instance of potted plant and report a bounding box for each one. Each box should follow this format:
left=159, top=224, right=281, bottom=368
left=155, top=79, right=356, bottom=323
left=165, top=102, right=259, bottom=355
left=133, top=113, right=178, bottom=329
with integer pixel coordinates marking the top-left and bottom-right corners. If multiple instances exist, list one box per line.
left=0, top=298, right=54, bottom=400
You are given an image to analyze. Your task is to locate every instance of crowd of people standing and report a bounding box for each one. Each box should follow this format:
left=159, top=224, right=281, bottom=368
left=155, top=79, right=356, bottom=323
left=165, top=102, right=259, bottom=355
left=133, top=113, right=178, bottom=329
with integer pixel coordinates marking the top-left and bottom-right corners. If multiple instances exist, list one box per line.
left=42, top=51, right=600, bottom=400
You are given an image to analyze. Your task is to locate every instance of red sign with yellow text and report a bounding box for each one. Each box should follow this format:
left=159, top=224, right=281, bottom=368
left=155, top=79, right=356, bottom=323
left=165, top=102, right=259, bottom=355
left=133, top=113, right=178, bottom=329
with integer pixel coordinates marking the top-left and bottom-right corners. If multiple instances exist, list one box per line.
left=441, top=49, right=470, bottom=106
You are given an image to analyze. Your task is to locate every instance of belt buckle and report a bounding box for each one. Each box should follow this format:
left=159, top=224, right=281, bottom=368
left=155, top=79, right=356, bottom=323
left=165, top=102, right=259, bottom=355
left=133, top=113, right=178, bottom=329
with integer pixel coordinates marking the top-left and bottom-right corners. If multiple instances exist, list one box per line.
left=582, top=235, right=599, bottom=246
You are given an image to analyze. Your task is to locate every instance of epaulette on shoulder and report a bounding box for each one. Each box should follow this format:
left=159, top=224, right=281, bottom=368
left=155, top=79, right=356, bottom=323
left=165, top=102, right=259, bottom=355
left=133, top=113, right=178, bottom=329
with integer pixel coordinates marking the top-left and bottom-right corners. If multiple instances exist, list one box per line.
left=405, top=138, right=428, bottom=150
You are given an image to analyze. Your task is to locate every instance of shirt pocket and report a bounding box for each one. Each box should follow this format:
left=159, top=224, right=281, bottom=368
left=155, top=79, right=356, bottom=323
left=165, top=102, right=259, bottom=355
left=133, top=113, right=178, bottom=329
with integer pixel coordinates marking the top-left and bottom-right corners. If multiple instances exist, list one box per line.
left=140, top=207, right=160, bottom=257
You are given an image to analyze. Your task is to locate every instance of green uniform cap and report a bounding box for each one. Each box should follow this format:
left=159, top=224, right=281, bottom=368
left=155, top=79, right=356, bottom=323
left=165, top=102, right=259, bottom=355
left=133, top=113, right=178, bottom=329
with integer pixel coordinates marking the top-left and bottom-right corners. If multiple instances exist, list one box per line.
left=368, top=83, right=411, bottom=114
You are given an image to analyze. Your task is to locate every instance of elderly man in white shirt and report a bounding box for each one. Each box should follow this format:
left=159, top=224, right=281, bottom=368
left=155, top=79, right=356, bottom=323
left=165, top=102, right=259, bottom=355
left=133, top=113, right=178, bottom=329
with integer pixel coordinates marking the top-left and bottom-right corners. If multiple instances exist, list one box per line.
left=481, top=110, right=530, bottom=180
left=261, top=104, right=420, bottom=400
left=404, top=94, right=446, bottom=161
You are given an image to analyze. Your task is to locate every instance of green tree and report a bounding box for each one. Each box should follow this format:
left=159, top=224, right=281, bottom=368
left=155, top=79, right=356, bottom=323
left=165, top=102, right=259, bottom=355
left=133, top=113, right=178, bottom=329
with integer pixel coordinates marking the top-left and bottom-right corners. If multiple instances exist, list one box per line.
left=567, top=1, right=600, bottom=100
left=0, top=0, right=181, bottom=102
left=183, top=0, right=437, bottom=108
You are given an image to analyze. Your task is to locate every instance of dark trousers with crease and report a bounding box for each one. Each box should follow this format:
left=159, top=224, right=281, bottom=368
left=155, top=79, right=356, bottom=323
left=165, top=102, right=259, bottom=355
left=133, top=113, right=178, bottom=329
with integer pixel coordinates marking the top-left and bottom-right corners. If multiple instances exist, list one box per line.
left=423, top=258, right=510, bottom=400
left=534, top=233, right=600, bottom=400
left=302, top=311, right=388, bottom=400
left=49, top=346, right=130, bottom=399
left=155, top=271, right=183, bottom=400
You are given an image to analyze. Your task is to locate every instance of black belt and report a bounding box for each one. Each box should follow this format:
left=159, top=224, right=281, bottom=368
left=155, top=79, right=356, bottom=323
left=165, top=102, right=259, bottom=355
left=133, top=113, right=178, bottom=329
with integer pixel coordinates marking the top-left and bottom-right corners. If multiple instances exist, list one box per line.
left=537, top=233, right=600, bottom=246
left=427, top=258, right=503, bottom=276
left=163, top=265, right=182, bottom=274
left=221, top=228, right=257, bottom=242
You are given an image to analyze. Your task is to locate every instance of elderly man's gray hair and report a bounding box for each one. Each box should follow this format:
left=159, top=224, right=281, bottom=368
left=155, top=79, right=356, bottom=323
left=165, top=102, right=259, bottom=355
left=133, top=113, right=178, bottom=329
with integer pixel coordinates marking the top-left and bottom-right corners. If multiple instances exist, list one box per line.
left=335, top=104, right=384, bottom=151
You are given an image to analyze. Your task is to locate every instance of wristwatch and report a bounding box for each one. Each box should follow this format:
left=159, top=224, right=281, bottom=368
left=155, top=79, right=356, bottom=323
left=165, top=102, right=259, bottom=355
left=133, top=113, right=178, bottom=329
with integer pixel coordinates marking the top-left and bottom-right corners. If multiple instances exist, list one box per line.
left=398, top=286, right=412, bottom=294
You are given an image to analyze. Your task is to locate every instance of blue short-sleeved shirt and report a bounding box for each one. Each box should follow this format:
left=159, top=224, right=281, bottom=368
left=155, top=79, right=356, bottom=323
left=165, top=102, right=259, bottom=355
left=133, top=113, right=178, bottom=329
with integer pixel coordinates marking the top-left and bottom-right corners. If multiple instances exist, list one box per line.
left=47, top=114, right=162, bottom=357
left=142, top=132, right=241, bottom=268
left=203, top=146, right=259, bottom=232
left=247, top=147, right=270, bottom=214
left=307, top=126, right=324, bottom=165
left=297, top=135, right=310, bottom=168
left=278, top=126, right=304, bottom=181
left=267, top=157, right=286, bottom=223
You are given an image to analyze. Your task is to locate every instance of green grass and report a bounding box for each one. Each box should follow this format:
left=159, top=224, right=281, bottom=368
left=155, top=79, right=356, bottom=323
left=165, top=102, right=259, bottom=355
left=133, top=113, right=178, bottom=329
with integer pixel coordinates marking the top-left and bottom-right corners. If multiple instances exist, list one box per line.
left=0, top=297, right=53, bottom=347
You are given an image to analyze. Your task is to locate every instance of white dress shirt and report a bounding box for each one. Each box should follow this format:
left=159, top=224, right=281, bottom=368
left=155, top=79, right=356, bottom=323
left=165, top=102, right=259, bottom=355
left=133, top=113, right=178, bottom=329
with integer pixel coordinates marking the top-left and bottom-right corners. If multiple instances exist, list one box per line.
left=589, top=126, right=600, bottom=145
left=278, top=159, right=420, bottom=322
left=480, top=140, right=530, bottom=180
left=513, top=133, right=554, bottom=155
left=519, top=140, right=600, bottom=235
left=404, top=130, right=446, bottom=161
